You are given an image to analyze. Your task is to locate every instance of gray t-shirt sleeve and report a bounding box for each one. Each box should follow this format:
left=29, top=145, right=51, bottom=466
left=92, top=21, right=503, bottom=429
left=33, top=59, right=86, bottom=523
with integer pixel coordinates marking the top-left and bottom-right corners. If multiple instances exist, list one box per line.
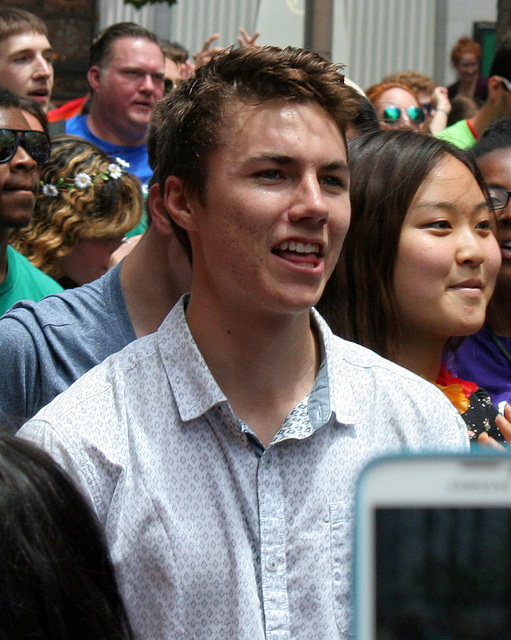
left=0, top=265, right=136, bottom=427
left=0, top=314, right=42, bottom=430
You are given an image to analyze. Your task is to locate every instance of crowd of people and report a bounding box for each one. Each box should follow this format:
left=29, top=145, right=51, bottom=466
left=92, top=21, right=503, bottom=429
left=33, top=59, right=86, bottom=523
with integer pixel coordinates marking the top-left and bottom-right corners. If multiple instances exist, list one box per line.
left=0, top=4, right=510, bottom=638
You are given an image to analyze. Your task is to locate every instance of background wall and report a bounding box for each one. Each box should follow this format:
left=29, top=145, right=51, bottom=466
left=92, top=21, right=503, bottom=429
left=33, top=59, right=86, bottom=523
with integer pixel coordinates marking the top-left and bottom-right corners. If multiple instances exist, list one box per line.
left=45, top=0, right=496, bottom=100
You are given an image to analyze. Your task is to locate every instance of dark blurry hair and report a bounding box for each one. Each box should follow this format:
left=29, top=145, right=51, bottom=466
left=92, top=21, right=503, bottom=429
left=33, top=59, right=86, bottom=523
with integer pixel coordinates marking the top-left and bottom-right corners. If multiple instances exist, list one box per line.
left=318, top=130, right=488, bottom=359
left=151, top=44, right=361, bottom=260
left=348, top=96, right=380, bottom=138
left=473, top=117, right=511, bottom=158
left=489, top=41, right=511, bottom=82
left=0, top=431, right=133, bottom=640
left=0, top=85, right=21, bottom=110
left=161, top=39, right=188, bottom=64
left=446, top=94, right=478, bottom=127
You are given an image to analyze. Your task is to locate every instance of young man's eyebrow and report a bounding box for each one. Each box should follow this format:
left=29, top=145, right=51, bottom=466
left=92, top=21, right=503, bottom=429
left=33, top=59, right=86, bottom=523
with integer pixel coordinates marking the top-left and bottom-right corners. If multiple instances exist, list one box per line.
left=246, top=153, right=348, bottom=171
left=9, top=47, right=53, bottom=56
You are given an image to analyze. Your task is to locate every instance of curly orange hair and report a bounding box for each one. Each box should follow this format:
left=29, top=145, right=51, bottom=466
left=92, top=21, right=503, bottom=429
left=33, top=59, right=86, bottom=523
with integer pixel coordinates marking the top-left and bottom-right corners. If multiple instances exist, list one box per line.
left=365, top=82, right=420, bottom=108
left=451, top=36, right=481, bottom=67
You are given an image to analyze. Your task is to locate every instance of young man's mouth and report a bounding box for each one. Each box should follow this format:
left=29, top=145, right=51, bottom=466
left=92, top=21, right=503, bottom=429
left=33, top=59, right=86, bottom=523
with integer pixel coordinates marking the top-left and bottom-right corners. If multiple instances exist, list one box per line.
left=273, top=240, right=323, bottom=269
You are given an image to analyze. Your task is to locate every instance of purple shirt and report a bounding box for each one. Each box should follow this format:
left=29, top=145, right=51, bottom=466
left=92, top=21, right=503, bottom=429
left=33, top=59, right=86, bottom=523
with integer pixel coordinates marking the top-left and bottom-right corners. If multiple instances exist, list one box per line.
left=452, top=323, right=511, bottom=412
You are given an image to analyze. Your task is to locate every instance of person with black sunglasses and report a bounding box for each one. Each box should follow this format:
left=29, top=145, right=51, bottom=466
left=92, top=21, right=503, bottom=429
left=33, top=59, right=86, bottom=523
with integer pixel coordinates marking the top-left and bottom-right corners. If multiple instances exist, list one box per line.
left=0, top=86, right=60, bottom=316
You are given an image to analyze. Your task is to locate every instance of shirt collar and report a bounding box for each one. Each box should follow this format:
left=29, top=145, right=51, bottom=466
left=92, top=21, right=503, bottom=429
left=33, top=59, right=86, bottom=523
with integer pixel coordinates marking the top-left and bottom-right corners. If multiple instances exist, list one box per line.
left=158, top=296, right=361, bottom=427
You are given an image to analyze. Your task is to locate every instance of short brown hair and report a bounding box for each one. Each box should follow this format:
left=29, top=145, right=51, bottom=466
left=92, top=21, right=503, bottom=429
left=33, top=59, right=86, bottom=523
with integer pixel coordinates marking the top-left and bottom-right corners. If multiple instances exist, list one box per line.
left=150, top=45, right=361, bottom=258
left=0, top=7, right=48, bottom=42
left=89, top=22, right=162, bottom=69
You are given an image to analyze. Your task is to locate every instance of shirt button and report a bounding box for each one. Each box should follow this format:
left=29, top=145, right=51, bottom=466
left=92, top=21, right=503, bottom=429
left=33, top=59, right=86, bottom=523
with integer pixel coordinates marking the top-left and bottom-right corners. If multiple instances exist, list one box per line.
left=266, top=557, right=279, bottom=572
left=264, top=457, right=271, bottom=467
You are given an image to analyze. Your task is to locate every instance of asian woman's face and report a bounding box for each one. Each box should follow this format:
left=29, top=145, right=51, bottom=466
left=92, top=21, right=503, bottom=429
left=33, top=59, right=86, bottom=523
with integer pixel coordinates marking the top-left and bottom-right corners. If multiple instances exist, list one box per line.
left=393, top=155, right=501, bottom=344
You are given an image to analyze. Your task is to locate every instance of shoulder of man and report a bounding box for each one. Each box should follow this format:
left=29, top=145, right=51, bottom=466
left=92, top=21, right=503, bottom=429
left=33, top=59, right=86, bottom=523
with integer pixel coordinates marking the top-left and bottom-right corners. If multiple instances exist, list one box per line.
left=0, top=266, right=135, bottom=422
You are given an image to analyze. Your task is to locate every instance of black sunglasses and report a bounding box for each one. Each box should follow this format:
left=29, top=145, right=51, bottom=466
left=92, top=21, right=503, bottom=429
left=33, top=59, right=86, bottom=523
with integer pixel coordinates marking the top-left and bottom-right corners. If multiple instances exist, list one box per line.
left=0, top=128, right=51, bottom=165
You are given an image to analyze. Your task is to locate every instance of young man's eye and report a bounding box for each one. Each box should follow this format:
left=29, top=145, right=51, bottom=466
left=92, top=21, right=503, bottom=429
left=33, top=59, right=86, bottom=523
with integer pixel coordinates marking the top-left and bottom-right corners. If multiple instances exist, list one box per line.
left=255, top=170, right=283, bottom=180
left=321, top=175, right=347, bottom=189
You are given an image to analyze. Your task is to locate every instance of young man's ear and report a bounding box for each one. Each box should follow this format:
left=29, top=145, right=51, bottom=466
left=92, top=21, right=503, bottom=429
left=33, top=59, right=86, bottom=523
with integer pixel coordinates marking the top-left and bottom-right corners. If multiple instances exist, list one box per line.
left=147, top=183, right=172, bottom=235
left=87, top=66, right=101, bottom=92
left=163, top=175, right=199, bottom=232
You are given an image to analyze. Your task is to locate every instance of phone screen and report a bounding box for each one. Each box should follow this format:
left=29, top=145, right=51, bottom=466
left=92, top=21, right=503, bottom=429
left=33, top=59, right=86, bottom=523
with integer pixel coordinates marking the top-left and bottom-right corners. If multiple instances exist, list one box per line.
left=375, top=507, right=511, bottom=640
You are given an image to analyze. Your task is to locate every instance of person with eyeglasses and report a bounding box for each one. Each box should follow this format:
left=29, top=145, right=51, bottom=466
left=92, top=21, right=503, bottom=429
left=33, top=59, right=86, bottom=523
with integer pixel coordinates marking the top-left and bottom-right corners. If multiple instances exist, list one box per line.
left=0, top=86, right=62, bottom=316
left=65, top=23, right=165, bottom=196
left=365, top=81, right=426, bottom=132
left=453, top=117, right=511, bottom=416
left=437, top=42, right=511, bottom=150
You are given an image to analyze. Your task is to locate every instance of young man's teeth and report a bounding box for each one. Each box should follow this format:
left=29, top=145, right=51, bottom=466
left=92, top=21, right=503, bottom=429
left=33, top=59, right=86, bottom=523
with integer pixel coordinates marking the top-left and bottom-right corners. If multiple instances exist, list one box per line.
left=279, top=241, right=319, bottom=253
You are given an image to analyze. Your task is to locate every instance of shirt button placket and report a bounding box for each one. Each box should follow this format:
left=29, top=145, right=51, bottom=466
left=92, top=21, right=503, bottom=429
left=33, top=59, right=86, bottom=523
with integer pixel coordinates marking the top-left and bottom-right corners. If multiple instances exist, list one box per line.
left=257, top=449, right=290, bottom=639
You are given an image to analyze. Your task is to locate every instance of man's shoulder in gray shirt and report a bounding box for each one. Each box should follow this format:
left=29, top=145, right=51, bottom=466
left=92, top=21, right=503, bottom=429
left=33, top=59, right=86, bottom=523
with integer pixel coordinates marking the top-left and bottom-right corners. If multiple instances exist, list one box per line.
left=0, top=264, right=136, bottom=426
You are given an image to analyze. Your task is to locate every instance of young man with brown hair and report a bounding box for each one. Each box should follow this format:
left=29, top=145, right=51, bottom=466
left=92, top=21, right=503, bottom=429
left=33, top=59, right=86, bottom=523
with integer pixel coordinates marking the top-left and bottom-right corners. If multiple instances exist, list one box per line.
left=20, top=46, right=469, bottom=639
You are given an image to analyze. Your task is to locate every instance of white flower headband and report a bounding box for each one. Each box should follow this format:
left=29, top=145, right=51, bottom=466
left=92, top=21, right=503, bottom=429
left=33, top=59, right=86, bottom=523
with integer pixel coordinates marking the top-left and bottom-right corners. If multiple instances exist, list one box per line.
left=41, top=157, right=130, bottom=197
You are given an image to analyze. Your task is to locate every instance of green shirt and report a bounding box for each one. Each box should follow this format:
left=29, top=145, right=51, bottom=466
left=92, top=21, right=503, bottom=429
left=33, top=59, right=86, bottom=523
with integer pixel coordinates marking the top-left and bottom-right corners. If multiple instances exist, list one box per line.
left=0, top=245, right=63, bottom=316
left=436, top=119, right=477, bottom=150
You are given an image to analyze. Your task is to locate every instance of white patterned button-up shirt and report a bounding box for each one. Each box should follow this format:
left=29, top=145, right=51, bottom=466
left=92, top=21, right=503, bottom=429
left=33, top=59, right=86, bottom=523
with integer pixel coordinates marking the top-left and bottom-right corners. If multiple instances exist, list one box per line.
left=19, top=297, right=469, bottom=639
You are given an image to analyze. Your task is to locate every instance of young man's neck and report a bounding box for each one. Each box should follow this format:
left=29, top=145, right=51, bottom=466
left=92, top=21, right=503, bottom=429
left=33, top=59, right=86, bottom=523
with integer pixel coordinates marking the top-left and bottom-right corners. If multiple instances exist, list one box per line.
left=120, top=226, right=192, bottom=337
left=186, top=294, right=320, bottom=447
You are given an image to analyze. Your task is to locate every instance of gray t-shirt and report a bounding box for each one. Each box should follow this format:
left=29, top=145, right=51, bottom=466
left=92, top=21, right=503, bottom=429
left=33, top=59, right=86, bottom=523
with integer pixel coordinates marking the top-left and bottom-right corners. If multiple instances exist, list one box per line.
left=0, top=264, right=135, bottom=427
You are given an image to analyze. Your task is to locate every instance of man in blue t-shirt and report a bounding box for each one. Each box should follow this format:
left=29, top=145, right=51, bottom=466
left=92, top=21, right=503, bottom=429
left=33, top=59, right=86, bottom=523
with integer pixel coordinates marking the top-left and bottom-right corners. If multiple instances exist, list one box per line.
left=66, top=23, right=165, bottom=192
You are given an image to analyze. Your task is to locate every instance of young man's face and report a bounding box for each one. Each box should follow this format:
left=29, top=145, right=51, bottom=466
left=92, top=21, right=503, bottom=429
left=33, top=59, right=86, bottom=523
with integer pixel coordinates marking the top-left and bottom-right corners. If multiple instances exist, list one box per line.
left=0, top=32, right=53, bottom=112
left=89, top=37, right=165, bottom=143
left=182, top=99, right=351, bottom=317
left=478, top=148, right=511, bottom=291
left=0, top=107, right=39, bottom=235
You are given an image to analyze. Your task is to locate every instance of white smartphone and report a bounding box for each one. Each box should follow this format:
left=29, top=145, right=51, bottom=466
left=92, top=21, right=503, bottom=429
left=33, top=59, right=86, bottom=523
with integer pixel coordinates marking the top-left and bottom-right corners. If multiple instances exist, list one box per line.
left=354, top=452, right=511, bottom=640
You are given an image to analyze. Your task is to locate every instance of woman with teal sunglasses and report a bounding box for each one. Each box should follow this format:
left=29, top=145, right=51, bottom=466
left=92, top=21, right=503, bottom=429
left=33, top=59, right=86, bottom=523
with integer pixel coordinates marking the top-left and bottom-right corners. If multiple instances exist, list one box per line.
left=366, top=81, right=426, bottom=132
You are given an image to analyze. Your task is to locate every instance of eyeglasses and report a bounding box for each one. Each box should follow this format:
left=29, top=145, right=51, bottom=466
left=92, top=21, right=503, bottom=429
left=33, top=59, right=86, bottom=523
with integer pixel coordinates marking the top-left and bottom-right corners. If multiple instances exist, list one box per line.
left=496, top=76, right=511, bottom=93
left=382, top=105, right=425, bottom=125
left=0, top=128, right=51, bottom=165
left=421, top=102, right=433, bottom=115
left=487, top=187, right=511, bottom=210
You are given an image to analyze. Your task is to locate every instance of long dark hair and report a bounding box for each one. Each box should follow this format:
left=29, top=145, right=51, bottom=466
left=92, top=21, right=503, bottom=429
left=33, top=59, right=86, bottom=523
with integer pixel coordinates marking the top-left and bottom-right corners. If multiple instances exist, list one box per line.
left=0, top=432, right=133, bottom=640
left=318, top=130, right=488, bottom=360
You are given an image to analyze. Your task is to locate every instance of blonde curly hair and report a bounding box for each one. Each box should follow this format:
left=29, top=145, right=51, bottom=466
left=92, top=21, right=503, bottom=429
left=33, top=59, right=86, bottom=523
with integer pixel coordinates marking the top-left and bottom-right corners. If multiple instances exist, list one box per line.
left=10, top=135, right=142, bottom=280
